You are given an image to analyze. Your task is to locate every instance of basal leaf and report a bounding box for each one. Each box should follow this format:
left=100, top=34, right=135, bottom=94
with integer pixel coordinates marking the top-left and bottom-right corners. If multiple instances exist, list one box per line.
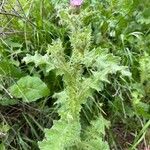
left=9, top=76, right=50, bottom=102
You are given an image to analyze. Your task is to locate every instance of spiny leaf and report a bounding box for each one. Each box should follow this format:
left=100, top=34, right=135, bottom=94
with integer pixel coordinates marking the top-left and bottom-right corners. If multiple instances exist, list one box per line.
left=38, top=120, right=81, bottom=150
left=80, top=116, right=110, bottom=150
left=23, top=52, right=49, bottom=67
left=23, top=52, right=55, bottom=73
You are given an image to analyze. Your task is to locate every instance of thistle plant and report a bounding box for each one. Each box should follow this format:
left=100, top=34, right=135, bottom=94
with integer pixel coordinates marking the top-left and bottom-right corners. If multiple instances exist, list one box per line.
left=22, top=4, right=130, bottom=150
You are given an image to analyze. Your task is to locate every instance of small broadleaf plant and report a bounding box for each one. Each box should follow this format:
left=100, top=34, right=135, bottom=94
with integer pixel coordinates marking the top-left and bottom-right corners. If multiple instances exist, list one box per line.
left=9, top=76, right=50, bottom=103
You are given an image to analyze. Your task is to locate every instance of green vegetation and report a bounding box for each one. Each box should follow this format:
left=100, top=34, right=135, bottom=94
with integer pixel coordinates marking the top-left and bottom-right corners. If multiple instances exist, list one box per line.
left=0, top=0, right=150, bottom=150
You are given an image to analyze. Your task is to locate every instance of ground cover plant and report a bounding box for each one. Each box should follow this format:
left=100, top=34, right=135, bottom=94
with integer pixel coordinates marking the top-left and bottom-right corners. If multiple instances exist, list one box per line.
left=0, top=0, right=150, bottom=150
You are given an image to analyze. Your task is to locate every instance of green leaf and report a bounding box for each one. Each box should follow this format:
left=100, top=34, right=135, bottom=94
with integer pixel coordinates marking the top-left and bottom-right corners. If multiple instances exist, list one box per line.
left=9, top=76, right=50, bottom=102
left=82, top=139, right=110, bottom=150
left=0, top=124, right=10, bottom=133
left=23, top=52, right=55, bottom=73
left=4, top=40, right=22, bottom=48
left=38, top=120, right=81, bottom=150
left=134, top=102, right=150, bottom=119
left=0, top=97, right=18, bottom=106
left=0, top=60, right=24, bottom=78
left=0, top=143, right=5, bottom=150
left=80, top=116, right=110, bottom=150
left=23, top=52, right=49, bottom=67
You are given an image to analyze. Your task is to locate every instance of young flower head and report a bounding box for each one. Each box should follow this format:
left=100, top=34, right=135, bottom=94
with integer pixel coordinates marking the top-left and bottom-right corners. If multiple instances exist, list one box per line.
left=70, top=0, right=83, bottom=7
